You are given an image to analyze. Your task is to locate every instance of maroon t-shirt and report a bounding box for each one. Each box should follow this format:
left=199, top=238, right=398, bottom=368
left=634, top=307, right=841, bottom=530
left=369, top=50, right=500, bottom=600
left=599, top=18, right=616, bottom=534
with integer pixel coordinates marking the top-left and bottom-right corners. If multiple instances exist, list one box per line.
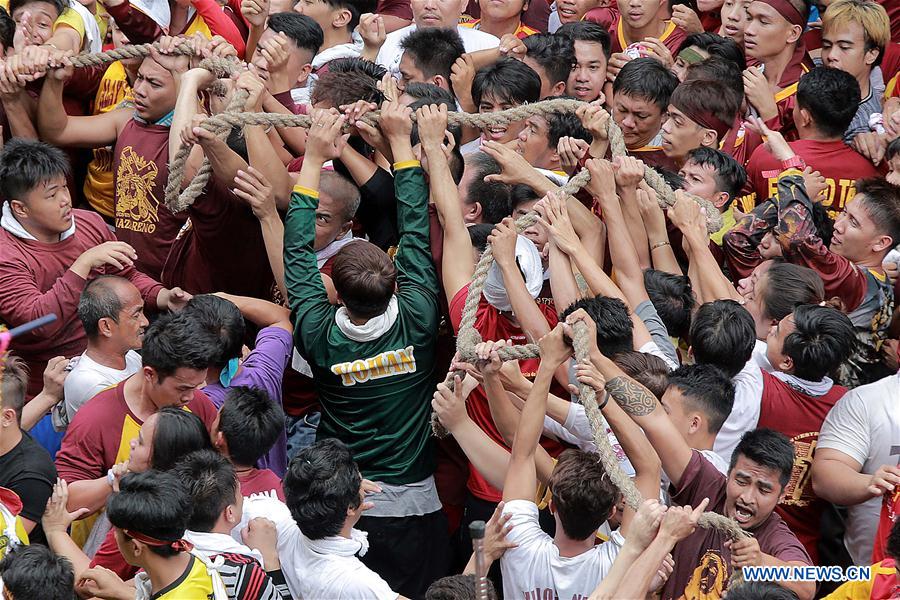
left=238, top=468, right=285, bottom=502
left=113, top=118, right=187, bottom=280
left=662, top=451, right=811, bottom=600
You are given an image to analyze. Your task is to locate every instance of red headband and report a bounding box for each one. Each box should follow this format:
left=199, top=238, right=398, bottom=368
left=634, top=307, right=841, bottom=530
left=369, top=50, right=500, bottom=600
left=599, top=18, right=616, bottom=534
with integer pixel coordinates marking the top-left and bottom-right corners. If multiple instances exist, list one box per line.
left=753, top=0, right=806, bottom=27
left=671, top=99, right=733, bottom=139
left=122, top=529, right=194, bottom=552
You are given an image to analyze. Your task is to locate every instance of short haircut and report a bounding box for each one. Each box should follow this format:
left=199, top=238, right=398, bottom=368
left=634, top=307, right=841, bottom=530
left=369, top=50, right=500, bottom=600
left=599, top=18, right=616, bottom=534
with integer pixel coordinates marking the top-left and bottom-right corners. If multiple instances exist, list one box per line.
left=320, top=0, right=375, bottom=31
left=888, top=137, right=900, bottom=162
left=141, top=312, right=217, bottom=381
left=723, top=581, right=802, bottom=600
left=783, top=304, right=854, bottom=381
left=283, top=438, right=361, bottom=539
left=172, top=449, right=239, bottom=533
left=548, top=449, right=619, bottom=540
left=729, top=428, right=795, bottom=489
left=267, top=12, right=323, bottom=59
left=183, top=294, right=245, bottom=368
left=758, top=262, right=824, bottom=322
left=546, top=104, right=592, bottom=148
left=403, top=82, right=457, bottom=105
left=855, top=178, right=900, bottom=252
left=681, top=31, right=746, bottom=71
left=0, top=544, right=74, bottom=600
left=426, top=574, right=498, bottom=600
left=0, top=7, right=15, bottom=53
left=684, top=55, right=745, bottom=103
left=644, top=269, right=695, bottom=339
left=9, top=0, right=63, bottom=17
left=888, top=517, right=900, bottom=561
left=320, top=170, right=361, bottom=223
left=464, top=153, right=512, bottom=223
left=0, top=354, right=27, bottom=423
left=796, top=67, right=861, bottom=138
left=669, top=79, right=741, bottom=137
left=689, top=300, right=756, bottom=377
left=685, top=147, right=747, bottom=205
left=612, top=58, right=679, bottom=112
left=510, top=183, right=540, bottom=213
left=613, top=350, right=670, bottom=399
left=554, top=21, right=611, bottom=58
left=311, top=58, right=385, bottom=107
left=468, top=223, right=494, bottom=252
left=0, top=138, right=70, bottom=204
left=331, top=240, right=396, bottom=319
left=560, top=296, right=634, bottom=358
left=151, top=407, right=214, bottom=471
left=107, top=470, right=191, bottom=557
left=522, top=34, right=576, bottom=88
left=218, top=386, right=285, bottom=466
left=79, top=276, right=130, bottom=338
left=823, top=0, right=890, bottom=66
left=472, top=57, right=541, bottom=108
left=667, top=364, right=735, bottom=434
left=400, top=27, right=465, bottom=83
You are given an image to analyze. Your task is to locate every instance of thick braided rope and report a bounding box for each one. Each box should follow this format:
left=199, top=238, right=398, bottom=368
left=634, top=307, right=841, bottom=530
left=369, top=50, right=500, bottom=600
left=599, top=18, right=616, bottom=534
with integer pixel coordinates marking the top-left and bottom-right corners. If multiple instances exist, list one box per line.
left=67, top=41, right=198, bottom=68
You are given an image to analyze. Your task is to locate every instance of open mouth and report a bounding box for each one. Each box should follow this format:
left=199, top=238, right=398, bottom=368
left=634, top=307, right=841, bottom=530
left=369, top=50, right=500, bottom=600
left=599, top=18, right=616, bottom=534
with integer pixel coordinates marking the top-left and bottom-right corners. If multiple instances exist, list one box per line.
left=733, top=504, right=754, bottom=525
left=484, top=125, right=508, bottom=141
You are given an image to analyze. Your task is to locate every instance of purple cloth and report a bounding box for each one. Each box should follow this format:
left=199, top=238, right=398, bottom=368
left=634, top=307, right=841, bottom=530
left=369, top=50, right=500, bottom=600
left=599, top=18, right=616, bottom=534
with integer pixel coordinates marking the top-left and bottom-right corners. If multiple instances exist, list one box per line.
left=204, top=326, right=292, bottom=477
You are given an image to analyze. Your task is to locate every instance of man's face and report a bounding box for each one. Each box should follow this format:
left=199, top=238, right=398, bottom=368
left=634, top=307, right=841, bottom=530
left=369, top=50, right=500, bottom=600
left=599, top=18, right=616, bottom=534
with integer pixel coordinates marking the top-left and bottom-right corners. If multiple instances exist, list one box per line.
left=110, top=282, right=150, bottom=351
left=479, top=92, right=526, bottom=143
left=294, top=0, right=336, bottom=31
left=758, top=230, right=782, bottom=260
left=514, top=198, right=549, bottom=251
left=737, top=259, right=773, bottom=339
left=252, top=29, right=305, bottom=85
left=724, top=454, right=785, bottom=530
left=314, top=191, right=350, bottom=251
left=132, top=58, right=178, bottom=122
left=127, top=412, right=158, bottom=472
left=661, top=105, right=708, bottom=162
left=719, top=0, right=751, bottom=44
left=145, top=366, right=208, bottom=410
left=613, top=92, right=664, bottom=149
left=660, top=385, right=698, bottom=441
left=556, top=0, right=597, bottom=23
left=744, top=1, right=796, bottom=60
left=765, top=312, right=795, bottom=372
left=822, top=21, right=877, bottom=82
left=398, top=53, right=428, bottom=92
left=621, top=0, right=664, bottom=30
left=672, top=45, right=710, bottom=82
left=888, top=154, right=900, bottom=187
left=679, top=159, right=721, bottom=205
left=9, top=175, right=72, bottom=240
left=516, top=116, right=555, bottom=169
left=410, top=0, right=466, bottom=29
left=11, top=2, right=59, bottom=50
left=479, top=0, right=527, bottom=22
left=831, top=196, right=884, bottom=262
left=567, top=40, right=607, bottom=101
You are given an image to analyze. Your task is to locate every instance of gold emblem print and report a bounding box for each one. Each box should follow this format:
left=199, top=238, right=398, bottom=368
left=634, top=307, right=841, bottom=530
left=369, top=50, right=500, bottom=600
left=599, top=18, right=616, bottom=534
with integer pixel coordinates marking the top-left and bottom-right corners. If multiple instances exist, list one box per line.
left=782, top=432, right=817, bottom=507
left=679, top=550, right=728, bottom=600
left=116, top=146, right=159, bottom=234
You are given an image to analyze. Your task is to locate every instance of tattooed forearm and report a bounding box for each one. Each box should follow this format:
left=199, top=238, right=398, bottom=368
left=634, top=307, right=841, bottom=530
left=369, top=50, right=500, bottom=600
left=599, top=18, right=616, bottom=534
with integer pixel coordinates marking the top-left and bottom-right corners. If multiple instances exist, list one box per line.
left=606, top=376, right=658, bottom=416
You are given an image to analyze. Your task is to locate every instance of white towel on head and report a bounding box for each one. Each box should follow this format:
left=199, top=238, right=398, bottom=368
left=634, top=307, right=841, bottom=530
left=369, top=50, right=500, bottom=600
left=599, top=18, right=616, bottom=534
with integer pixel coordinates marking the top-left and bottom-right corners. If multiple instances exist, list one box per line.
left=482, top=235, right=544, bottom=312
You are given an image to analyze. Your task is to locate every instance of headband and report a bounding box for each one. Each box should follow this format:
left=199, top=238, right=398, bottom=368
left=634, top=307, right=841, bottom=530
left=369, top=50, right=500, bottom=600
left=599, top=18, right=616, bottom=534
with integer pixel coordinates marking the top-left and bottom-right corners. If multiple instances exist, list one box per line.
left=677, top=47, right=707, bottom=66
left=753, top=0, right=806, bottom=28
left=670, top=98, right=733, bottom=139
left=122, top=529, right=194, bottom=552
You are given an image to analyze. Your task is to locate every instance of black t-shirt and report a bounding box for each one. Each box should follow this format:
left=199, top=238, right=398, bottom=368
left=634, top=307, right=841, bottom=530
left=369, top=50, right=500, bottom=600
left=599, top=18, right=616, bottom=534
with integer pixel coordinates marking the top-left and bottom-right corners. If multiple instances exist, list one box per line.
left=0, top=432, right=57, bottom=524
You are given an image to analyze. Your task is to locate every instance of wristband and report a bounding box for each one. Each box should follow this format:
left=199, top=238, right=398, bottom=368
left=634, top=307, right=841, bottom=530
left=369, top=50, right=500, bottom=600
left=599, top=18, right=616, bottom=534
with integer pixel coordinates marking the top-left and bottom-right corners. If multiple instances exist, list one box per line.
left=779, top=155, right=806, bottom=171
left=598, top=391, right=610, bottom=410
left=107, top=468, right=116, bottom=487
left=650, top=240, right=671, bottom=250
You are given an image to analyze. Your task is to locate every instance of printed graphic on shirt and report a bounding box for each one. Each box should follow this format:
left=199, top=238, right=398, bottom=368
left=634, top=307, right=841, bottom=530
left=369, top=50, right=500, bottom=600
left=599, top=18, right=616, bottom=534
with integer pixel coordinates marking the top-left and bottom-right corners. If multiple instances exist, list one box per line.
left=331, top=346, right=417, bottom=386
left=782, top=431, right=817, bottom=507
left=679, top=550, right=728, bottom=600
left=739, top=178, right=859, bottom=216
left=115, top=146, right=160, bottom=234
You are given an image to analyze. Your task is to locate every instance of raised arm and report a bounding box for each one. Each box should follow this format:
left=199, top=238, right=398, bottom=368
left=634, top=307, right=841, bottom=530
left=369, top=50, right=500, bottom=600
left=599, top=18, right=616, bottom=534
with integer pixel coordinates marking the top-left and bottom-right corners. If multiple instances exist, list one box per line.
left=613, top=156, right=652, bottom=269
left=214, top=293, right=291, bottom=331
left=637, top=183, right=682, bottom=275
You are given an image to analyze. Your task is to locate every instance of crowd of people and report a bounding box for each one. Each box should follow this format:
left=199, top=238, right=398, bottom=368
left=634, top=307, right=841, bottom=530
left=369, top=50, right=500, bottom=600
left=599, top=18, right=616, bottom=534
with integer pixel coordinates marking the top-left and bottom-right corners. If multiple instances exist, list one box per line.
left=0, top=0, right=897, bottom=596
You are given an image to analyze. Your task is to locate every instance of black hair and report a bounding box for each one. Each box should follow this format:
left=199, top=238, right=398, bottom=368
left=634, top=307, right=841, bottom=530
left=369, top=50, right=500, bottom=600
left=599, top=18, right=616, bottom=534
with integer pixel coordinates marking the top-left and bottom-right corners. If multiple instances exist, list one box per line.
left=669, top=79, right=741, bottom=138
left=796, top=67, right=861, bottom=138
left=468, top=223, right=495, bottom=252
left=78, top=276, right=132, bottom=338
left=684, top=55, right=745, bottom=103
left=329, top=55, right=387, bottom=79
left=0, top=138, right=70, bottom=204
left=267, top=12, right=324, bottom=59
left=463, top=152, right=512, bottom=224
left=681, top=31, right=746, bottom=71
left=554, top=21, right=611, bottom=58
left=612, top=58, right=679, bottom=111
left=656, top=167, right=685, bottom=190
left=8, top=0, right=64, bottom=18
left=320, top=0, right=374, bottom=31
left=0, top=544, right=74, bottom=600
left=689, top=300, right=756, bottom=377
left=546, top=104, right=592, bottom=148
left=472, top=57, right=541, bottom=108
left=0, top=354, right=26, bottom=422
left=400, top=27, right=465, bottom=84
left=724, top=581, right=800, bottom=600
left=758, top=262, right=825, bottom=323
left=171, top=449, right=239, bottom=533
left=426, top=574, right=498, bottom=600
left=218, top=386, right=285, bottom=467
left=152, top=407, right=214, bottom=472
left=283, top=438, right=362, bottom=539
left=140, top=312, right=217, bottom=380
left=666, top=364, right=735, bottom=434
left=183, top=294, right=245, bottom=368
left=643, top=269, right=695, bottom=339
left=311, top=58, right=385, bottom=107
left=522, top=34, right=576, bottom=88
left=685, top=147, right=747, bottom=205
left=887, top=516, right=900, bottom=561
left=403, top=82, right=456, bottom=105
left=560, top=296, right=633, bottom=358
left=729, top=428, right=795, bottom=489
left=107, top=470, right=192, bottom=557
left=510, top=183, right=540, bottom=213
left=0, top=7, right=15, bottom=53
left=888, top=137, right=900, bottom=162
left=855, top=177, right=900, bottom=253
left=226, top=126, right=249, bottom=162
left=782, top=304, right=854, bottom=381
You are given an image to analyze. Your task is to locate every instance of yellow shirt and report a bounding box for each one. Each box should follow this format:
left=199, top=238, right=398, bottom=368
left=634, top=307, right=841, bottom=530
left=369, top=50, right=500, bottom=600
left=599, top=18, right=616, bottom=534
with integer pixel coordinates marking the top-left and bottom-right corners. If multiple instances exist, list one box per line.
left=709, top=206, right=736, bottom=246
left=151, top=555, right=216, bottom=600
left=0, top=0, right=86, bottom=45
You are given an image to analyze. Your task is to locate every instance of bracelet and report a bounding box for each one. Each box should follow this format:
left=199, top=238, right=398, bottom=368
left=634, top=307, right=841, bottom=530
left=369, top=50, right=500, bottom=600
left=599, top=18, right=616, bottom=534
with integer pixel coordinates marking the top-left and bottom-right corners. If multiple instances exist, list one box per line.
left=598, top=391, right=610, bottom=410
left=650, top=240, right=671, bottom=250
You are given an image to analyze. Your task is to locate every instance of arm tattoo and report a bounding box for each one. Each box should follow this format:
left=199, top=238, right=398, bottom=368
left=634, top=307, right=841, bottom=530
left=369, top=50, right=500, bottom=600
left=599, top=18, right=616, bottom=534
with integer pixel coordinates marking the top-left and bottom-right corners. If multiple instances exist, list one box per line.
left=606, top=376, right=657, bottom=416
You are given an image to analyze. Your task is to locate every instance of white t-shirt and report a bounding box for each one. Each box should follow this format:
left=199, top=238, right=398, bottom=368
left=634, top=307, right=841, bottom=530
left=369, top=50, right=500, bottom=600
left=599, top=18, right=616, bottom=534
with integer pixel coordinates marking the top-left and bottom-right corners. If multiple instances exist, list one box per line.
left=818, top=373, right=900, bottom=565
left=375, top=24, right=499, bottom=78
left=63, top=350, right=143, bottom=421
left=712, top=347, right=765, bottom=465
left=233, top=496, right=397, bottom=600
left=500, top=499, right=622, bottom=600
left=543, top=404, right=637, bottom=478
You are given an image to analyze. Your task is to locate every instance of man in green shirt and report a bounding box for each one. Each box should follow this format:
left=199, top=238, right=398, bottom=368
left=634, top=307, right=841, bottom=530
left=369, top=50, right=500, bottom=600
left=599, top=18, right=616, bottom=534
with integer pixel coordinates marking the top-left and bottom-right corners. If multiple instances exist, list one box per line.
left=283, top=103, right=446, bottom=598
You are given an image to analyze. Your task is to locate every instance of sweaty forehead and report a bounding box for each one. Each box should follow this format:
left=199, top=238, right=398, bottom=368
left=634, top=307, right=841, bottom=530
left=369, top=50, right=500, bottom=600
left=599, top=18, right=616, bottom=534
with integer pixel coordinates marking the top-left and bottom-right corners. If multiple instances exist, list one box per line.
left=732, top=455, right=781, bottom=485
left=139, top=58, right=173, bottom=80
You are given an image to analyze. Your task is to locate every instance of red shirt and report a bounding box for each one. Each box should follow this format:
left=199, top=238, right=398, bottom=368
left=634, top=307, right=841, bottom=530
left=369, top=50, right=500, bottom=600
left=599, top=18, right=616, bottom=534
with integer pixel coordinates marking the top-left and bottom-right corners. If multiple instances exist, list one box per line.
left=376, top=0, right=411, bottom=20
left=238, top=468, right=285, bottom=502
left=764, top=48, right=814, bottom=141
left=607, top=16, right=687, bottom=56
left=583, top=7, right=619, bottom=31
left=756, top=372, right=847, bottom=563
left=878, top=0, right=900, bottom=43
left=91, top=528, right=138, bottom=581
left=0, top=209, right=163, bottom=397
left=720, top=116, right=765, bottom=168
left=740, top=139, right=879, bottom=216
left=873, top=489, right=900, bottom=563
